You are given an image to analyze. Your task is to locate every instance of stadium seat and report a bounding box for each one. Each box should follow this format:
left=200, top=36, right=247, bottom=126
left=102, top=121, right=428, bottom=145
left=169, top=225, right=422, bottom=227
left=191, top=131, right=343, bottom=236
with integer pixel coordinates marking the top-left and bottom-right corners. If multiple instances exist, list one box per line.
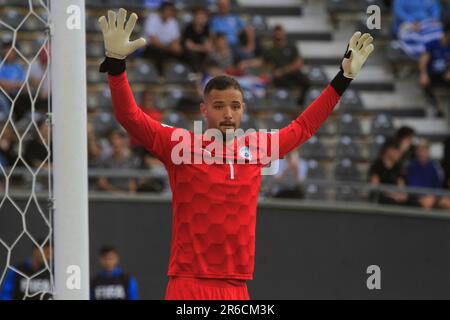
left=243, top=90, right=266, bottom=111
left=165, top=88, right=186, bottom=109
left=164, top=63, right=195, bottom=84
left=127, top=59, right=159, bottom=84
left=335, top=135, right=363, bottom=161
left=371, top=113, right=395, bottom=136
left=336, top=113, right=362, bottom=136
left=300, top=135, right=328, bottom=160
left=334, top=157, right=362, bottom=181
left=162, top=112, right=191, bottom=130
left=0, top=9, right=24, bottom=30
left=338, top=89, right=363, bottom=112
left=308, top=66, right=328, bottom=86
left=239, top=113, right=259, bottom=131
left=305, top=159, right=327, bottom=179
left=304, top=183, right=329, bottom=200
left=270, top=89, right=297, bottom=111
left=265, top=113, right=292, bottom=130
left=92, top=111, right=117, bottom=137
left=304, top=87, right=322, bottom=106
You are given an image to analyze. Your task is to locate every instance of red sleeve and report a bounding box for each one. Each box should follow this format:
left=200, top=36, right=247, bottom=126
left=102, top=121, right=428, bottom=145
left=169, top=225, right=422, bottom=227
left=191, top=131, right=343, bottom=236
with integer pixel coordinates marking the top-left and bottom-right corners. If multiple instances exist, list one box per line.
left=108, top=72, right=177, bottom=165
left=273, top=84, right=341, bottom=159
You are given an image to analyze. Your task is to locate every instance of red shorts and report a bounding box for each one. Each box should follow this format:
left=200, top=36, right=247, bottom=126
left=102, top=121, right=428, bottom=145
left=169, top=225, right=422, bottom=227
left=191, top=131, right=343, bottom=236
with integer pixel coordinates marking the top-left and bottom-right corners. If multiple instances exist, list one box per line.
left=165, top=276, right=250, bottom=300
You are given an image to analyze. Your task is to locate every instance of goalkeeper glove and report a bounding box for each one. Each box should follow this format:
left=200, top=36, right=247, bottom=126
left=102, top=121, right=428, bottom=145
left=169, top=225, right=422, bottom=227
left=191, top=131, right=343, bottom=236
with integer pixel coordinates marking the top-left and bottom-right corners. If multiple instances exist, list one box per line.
left=341, top=31, right=374, bottom=79
left=98, top=8, right=146, bottom=60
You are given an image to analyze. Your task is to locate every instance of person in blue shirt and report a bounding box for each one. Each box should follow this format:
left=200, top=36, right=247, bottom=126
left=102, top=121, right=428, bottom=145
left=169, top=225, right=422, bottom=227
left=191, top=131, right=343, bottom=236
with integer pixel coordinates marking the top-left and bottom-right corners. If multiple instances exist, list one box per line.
left=91, top=246, right=139, bottom=300
left=406, top=138, right=450, bottom=210
left=419, top=23, right=450, bottom=107
left=393, top=0, right=441, bottom=36
left=0, top=240, right=52, bottom=300
left=210, top=0, right=255, bottom=59
left=0, top=40, right=26, bottom=119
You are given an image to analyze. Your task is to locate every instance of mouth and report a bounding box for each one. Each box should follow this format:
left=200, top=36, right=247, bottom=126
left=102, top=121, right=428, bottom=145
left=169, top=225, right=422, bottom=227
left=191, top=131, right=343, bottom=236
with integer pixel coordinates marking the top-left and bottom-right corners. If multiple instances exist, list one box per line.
left=220, top=123, right=235, bottom=128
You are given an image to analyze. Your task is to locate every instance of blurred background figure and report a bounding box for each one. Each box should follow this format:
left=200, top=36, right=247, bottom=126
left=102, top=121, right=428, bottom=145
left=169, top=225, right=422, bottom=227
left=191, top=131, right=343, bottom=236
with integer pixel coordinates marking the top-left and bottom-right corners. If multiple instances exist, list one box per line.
left=419, top=23, right=450, bottom=109
left=395, top=126, right=417, bottom=174
left=91, top=246, right=138, bottom=300
left=182, top=6, right=212, bottom=73
left=210, top=0, right=255, bottom=57
left=96, top=129, right=138, bottom=194
left=368, top=138, right=408, bottom=205
left=272, top=148, right=307, bottom=199
left=406, top=138, right=449, bottom=209
left=0, top=39, right=26, bottom=121
left=0, top=240, right=52, bottom=300
left=142, top=1, right=182, bottom=74
left=393, top=0, right=442, bottom=60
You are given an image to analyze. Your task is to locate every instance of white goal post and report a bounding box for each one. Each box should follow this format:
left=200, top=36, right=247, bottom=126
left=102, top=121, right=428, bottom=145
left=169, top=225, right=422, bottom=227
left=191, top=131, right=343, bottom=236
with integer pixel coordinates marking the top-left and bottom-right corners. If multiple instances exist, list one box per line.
left=50, top=0, right=89, bottom=300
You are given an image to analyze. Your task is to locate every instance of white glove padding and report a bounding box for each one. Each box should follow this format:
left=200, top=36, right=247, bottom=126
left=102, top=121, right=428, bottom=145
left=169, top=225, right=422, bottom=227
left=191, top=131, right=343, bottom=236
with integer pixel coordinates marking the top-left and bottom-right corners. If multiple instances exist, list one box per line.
left=98, top=8, right=146, bottom=60
left=341, top=32, right=374, bottom=79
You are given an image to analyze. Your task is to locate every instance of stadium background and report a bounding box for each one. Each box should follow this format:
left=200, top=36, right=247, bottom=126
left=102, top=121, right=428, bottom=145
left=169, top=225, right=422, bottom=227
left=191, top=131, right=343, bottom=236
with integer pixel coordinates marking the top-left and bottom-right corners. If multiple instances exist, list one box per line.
left=1, top=0, right=450, bottom=299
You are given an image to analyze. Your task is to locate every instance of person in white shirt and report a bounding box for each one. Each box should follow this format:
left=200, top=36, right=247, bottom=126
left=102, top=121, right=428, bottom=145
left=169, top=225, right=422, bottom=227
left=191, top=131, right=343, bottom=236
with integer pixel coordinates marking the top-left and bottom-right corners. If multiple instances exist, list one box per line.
left=142, top=1, right=182, bottom=74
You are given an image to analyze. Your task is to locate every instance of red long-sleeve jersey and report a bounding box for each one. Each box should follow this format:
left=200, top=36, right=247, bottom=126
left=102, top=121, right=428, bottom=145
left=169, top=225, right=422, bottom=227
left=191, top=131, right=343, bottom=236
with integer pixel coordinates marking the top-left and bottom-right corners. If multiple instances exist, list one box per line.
left=108, top=72, right=341, bottom=280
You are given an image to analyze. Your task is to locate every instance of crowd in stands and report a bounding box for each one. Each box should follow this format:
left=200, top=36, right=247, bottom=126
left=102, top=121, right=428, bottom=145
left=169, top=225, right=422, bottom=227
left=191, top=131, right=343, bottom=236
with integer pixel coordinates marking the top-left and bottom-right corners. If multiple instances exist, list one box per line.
left=0, top=0, right=449, bottom=211
left=391, top=0, right=450, bottom=110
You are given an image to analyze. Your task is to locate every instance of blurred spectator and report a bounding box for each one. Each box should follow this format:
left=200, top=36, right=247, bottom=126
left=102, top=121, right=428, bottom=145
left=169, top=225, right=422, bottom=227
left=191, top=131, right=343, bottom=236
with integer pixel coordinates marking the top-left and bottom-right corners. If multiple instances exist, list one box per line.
left=393, top=0, right=441, bottom=35
left=396, top=126, right=416, bottom=173
left=241, top=25, right=310, bottom=105
left=96, top=129, right=138, bottom=194
left=406, top=138, right=450, bottom=209
left=419, top=23, right=450, bottom=107
left=210, top=0, right=255, bottom=55
left=208, top=33, right=235, bottom=71
left=394, top=0, right=443, bottom=59
left=24, top=118, right=49, bottom=169
left=143, top=1, right=182, bottom=74
left=368, top=138, right=408, bottom=205
left=182, top=6, right=212, bottom=72
left=91, top=246, right=138, bottom=300
left=272, top=148, right=307, bottom=199
left=0, top=122, right=17, bottom=168
left=136, top=152, right=166, bottom=193
left=29, top=47, right=49, bottom=113
left=129, top=90, right=163, bottom=158
left=197, top=59, right=225, bottom=95
left=0, top=240, right=52, bottom=300
left=0, top=40, right=26, bottom=120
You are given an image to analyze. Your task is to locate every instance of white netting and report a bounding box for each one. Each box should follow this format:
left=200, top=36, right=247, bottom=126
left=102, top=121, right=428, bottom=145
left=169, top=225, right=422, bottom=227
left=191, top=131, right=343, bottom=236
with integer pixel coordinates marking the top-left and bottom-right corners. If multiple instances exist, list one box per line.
left=0, top=0, right=53, bottom=300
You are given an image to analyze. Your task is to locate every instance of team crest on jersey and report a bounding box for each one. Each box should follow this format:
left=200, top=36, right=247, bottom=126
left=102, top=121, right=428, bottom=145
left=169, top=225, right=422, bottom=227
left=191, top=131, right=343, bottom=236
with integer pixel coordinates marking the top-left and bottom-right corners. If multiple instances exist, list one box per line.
left=239, top=146, right=252, bottom=161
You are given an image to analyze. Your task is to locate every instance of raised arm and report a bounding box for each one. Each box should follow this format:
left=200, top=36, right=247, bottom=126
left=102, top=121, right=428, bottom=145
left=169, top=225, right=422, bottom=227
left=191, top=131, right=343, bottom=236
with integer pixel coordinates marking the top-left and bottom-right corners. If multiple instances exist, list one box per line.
left=98, top=8, right=177, bottom=164
left=276, top=32, right=374, bottom=158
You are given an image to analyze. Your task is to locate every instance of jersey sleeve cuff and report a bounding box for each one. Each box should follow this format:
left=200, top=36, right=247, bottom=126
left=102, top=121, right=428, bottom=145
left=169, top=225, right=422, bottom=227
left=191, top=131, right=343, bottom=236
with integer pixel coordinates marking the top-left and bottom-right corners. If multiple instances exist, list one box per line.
left=330, top=70, right=352, bottom=96
left=99, top=57, right=126, bottom=76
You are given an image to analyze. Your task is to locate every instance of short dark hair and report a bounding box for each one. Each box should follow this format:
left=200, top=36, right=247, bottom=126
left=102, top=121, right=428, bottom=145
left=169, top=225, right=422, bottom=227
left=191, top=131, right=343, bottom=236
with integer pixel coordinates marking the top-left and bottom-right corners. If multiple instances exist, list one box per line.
left=192, top=5, right=209, bottom=15
left=203, top=75, right=244, bottom=98
left=159, top=1, right=175, bottom=11
left=396, top=126, right=415, bottom=140
left=378, top=137, right=400, bottom=158
left=99, top=245, right=118, bottom=256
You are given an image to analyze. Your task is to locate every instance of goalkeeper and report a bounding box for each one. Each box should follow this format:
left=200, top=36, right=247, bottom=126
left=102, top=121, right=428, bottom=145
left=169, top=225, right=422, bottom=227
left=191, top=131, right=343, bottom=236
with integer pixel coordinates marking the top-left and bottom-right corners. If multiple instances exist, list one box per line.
left=98, top=8, right=374, bottom=300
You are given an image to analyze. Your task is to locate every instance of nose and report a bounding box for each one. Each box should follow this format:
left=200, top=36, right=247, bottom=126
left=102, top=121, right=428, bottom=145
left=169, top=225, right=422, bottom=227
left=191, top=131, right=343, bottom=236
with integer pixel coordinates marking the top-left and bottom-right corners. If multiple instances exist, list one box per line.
left=223, top=106, right=233, bottom=119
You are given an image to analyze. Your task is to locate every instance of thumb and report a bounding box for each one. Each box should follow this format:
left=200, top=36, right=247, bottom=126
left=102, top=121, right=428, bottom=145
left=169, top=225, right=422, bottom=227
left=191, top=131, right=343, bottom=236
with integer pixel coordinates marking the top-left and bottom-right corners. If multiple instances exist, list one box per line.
left=129, top=37, right=147, bottom=52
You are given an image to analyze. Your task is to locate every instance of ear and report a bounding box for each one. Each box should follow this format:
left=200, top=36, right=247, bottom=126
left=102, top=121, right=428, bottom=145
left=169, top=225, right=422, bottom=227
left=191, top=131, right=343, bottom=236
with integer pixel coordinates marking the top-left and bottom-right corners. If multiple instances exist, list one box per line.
left=200, top=101, right=207, bottom=118
left=242, top=102, right=246, bottom=113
